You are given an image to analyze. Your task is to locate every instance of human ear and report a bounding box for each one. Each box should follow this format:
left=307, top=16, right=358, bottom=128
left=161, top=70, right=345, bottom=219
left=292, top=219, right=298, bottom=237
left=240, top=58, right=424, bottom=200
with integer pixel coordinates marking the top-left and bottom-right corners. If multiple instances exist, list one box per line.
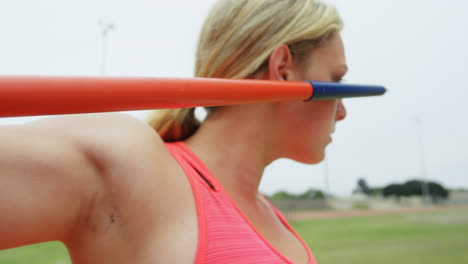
left=266, top=45, right=297, bottom=81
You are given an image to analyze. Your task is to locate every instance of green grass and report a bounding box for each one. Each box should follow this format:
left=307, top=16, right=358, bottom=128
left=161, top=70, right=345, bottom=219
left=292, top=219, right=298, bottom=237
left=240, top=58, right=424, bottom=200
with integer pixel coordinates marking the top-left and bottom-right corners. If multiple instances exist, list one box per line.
left=0, top=242, right=69, bottom=264
left=291, top=209, right=468, bottom=264
left=1, top=209, right=467, bottom=263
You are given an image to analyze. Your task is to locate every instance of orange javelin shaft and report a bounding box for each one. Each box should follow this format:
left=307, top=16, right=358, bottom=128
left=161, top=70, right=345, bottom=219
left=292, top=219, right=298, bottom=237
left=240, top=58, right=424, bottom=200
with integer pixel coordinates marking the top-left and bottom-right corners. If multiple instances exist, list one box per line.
left=0, top=76, right=312, bottom=117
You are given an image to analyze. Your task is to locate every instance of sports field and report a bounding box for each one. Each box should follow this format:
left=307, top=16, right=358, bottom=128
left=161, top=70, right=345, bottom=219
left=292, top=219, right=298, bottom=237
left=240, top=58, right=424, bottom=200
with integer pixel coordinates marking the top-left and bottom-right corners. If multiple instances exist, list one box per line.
left=1, top=207, right=467, bottom=264
left=291, top=208, right=468, bottom=264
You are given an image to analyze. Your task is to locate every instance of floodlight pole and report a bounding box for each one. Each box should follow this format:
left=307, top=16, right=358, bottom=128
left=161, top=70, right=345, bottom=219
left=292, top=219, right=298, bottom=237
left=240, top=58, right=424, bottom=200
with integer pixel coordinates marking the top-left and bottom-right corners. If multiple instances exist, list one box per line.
left=416, top=117, right=430, bottom=205
left=99, top=20, right=115, bottom=76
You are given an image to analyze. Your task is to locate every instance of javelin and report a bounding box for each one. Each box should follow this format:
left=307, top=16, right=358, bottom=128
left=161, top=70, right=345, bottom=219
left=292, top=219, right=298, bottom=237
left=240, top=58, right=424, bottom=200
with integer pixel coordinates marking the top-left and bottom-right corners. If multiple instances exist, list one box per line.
left=0, top=76, right=386, bottom=117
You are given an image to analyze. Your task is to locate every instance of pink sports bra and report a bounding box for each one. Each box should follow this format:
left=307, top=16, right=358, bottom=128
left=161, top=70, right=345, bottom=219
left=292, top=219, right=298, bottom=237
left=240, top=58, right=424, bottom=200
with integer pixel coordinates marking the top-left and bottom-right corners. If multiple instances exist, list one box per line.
left=165, top=142, right=317, bottom=264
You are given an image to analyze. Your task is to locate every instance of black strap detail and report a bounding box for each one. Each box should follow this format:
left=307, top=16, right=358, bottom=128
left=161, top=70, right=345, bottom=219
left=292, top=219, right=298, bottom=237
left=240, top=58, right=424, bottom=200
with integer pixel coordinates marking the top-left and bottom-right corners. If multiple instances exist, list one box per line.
left=193, top=166, right=216, bottom=191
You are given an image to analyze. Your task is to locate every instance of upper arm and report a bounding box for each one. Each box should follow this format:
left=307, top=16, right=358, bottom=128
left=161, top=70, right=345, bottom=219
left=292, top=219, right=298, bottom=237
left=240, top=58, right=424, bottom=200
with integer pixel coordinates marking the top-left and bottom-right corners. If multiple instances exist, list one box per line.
left=0, top=121, right=100, bottom=248
left=0, top=113, right=168, bottom=249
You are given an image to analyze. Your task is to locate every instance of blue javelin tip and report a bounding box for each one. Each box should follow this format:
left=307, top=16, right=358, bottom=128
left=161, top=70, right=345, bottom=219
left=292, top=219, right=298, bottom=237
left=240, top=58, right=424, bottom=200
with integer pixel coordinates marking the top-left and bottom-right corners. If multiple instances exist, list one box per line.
left=306, top=81, right=387, bottom=101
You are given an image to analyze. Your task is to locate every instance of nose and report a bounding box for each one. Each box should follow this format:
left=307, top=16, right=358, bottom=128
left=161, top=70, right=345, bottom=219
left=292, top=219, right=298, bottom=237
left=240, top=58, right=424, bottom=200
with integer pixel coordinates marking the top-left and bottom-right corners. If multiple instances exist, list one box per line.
left=336, top=99, right=346, bottom=121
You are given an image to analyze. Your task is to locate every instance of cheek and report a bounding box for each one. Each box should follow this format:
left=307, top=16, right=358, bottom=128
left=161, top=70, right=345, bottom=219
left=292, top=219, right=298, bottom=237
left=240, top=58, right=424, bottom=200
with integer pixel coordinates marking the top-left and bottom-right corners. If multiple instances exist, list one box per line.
left=285, top=101, right=336, bottom=137
left=286, top=102, right=337, bottom=163
left=304, top=101, right=337, bottom=130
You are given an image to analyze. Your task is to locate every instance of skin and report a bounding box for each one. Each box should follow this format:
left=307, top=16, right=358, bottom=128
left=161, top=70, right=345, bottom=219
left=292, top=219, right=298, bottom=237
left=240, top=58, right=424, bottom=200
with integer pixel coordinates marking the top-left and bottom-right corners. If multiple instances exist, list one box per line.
left=0, top=33, right=347, bottom=264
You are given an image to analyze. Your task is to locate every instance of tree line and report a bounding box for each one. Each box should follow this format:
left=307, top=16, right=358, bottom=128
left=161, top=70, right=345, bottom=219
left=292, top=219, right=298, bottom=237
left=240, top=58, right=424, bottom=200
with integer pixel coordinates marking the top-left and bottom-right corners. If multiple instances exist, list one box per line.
left=267, top=178, right=450, bottom=203
left=266, top=188, right=326, bottom=200
left=355, top=178, right=449, bottom=203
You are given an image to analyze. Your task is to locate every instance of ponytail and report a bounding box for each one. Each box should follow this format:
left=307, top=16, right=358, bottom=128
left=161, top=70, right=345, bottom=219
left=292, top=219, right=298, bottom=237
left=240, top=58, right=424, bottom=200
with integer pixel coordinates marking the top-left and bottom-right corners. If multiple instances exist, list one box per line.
left=146, top=108, right=200, bottom=142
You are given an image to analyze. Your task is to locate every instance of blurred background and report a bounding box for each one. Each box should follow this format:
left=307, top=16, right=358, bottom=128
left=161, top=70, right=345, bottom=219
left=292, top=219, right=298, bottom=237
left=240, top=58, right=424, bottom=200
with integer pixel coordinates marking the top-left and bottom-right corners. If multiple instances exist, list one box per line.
left=0, top=0, right=467, bottom=263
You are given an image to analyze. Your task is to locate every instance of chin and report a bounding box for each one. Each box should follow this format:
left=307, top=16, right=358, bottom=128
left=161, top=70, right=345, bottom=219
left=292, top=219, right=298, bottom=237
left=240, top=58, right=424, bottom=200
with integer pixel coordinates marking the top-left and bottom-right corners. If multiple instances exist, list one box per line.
left=291, top=151, right=325, bottom=165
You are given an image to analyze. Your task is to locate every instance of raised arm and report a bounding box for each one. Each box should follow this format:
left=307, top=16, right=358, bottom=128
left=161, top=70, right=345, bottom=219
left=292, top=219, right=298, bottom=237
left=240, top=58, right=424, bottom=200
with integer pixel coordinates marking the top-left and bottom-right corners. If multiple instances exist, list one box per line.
left=0, top=117, right=105, bottom=249
left=0, top=113, right=172, bottom=250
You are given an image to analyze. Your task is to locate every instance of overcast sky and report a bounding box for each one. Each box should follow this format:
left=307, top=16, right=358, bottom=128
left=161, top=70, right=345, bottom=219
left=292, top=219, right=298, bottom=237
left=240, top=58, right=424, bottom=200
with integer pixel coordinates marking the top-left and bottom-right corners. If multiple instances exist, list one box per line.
left=1, top=0, right=467, bottom=196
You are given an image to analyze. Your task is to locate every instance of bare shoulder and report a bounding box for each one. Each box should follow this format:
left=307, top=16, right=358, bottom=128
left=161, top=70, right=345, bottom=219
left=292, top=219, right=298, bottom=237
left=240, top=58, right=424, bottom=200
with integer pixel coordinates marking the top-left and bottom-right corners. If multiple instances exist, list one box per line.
left=26, top=113, right=170, bottom=167
left=29, top=113, right=190, bottom=243
left=28, top=113, right=164, bottom=148
left=31, top=112, right=178, bottom=193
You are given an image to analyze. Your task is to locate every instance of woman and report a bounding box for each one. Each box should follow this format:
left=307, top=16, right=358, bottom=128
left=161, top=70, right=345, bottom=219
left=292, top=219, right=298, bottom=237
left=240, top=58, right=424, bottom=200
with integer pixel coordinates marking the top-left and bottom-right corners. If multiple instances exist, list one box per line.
left=0, top=0, right=346, bottom=263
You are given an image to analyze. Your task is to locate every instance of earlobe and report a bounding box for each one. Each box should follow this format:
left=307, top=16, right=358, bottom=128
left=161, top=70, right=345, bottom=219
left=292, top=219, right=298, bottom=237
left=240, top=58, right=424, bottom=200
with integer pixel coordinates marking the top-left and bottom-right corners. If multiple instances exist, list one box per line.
left=267, top=45, right=296, bottom=81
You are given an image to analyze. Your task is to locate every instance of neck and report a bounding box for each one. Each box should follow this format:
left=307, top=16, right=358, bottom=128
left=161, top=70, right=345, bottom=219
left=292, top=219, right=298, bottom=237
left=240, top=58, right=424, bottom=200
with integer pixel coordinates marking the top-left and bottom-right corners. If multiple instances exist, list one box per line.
left=184, top=104, right=278, bottom=204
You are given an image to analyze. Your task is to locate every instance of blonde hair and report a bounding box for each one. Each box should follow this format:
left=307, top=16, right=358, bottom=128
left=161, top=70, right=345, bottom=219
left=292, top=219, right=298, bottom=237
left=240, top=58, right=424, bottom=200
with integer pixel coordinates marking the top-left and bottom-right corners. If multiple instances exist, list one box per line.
left=147, top=0, right=343, bottom=142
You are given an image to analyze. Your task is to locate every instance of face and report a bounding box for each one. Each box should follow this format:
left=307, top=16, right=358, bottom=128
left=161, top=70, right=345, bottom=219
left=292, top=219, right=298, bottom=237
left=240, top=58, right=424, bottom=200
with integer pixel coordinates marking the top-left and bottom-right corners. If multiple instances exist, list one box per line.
left=274, top=33, right=348, bottom=164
